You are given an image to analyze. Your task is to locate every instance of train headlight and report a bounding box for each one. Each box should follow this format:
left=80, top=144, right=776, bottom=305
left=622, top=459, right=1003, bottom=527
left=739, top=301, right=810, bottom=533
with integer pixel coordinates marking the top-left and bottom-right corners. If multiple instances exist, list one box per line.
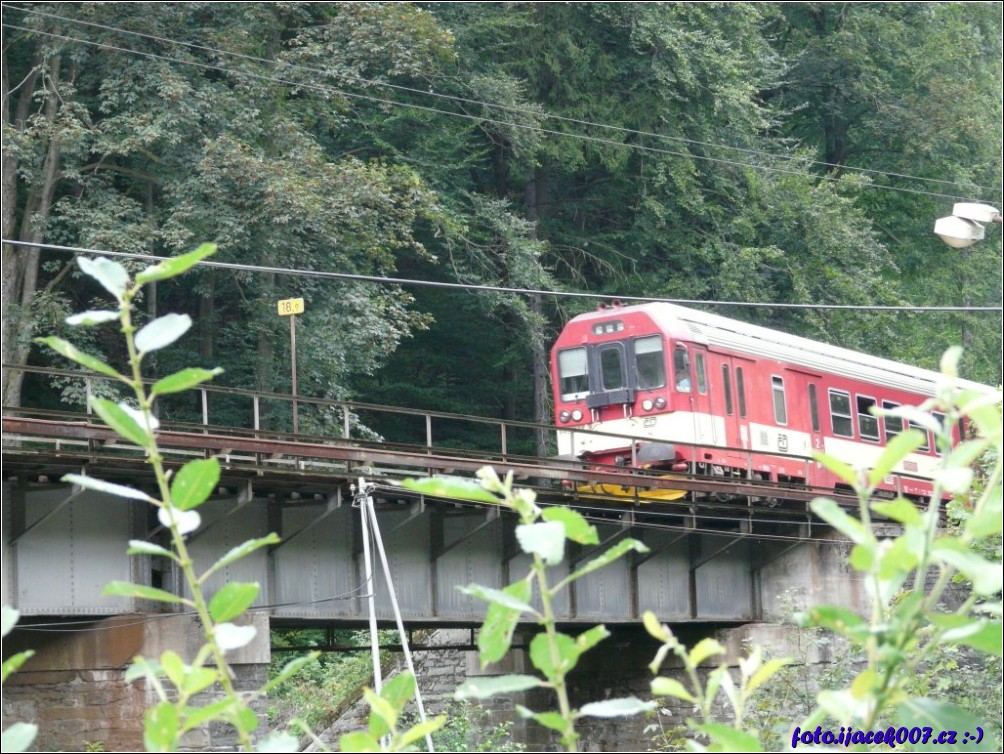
left=571, top=409, right=583, bottom=422
left=559, top=410, right=571, bottom=423
left=654, top=397, right=666, bottom=410
left=642, top=399, right=654, bottom=411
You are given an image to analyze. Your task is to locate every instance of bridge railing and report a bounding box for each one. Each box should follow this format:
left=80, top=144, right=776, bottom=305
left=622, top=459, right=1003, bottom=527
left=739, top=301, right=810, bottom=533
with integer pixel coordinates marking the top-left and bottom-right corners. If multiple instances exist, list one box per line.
left=2, top=363, right=929, bottom=500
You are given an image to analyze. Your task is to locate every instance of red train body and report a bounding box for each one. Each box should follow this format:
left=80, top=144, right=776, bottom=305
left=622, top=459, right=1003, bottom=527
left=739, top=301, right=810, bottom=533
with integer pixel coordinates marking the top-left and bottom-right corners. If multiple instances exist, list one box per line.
left=550, top=302, right=991, bottom=501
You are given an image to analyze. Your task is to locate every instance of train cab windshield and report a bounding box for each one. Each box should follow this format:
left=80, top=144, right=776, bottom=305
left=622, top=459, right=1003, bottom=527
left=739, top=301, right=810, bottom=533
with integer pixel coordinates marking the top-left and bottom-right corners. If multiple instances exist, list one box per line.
left=558, top=335, right=675, bottom=407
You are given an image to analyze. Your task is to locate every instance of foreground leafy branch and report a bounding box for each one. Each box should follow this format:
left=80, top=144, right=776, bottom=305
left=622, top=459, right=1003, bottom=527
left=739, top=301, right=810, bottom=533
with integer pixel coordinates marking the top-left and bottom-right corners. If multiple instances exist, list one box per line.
left=39, top=246, right=314, bottom=751
left=402, top=468, right=654, bottom=751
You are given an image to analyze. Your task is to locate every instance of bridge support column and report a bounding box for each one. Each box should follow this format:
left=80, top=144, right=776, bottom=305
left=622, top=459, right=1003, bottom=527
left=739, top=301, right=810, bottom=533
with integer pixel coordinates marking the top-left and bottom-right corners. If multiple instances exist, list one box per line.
left=1, top=612, right=270, bottom=752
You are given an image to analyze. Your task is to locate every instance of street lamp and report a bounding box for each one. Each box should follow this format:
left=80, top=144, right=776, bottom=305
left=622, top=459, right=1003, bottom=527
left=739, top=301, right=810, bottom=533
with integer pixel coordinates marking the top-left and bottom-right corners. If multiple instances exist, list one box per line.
left=934, top=202, right=1002, bottom=248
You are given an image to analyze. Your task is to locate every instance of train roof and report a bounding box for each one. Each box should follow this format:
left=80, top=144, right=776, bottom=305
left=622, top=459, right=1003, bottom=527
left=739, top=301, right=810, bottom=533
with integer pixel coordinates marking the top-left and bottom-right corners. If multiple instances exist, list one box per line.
left=580, top=302, right=995, bottom=398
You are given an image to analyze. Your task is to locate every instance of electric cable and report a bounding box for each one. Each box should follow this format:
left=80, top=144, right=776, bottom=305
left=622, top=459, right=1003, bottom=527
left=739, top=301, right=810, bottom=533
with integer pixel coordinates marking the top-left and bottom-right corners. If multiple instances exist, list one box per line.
left=2, top=19, right=999, bottom=204
left=5, top=2, right=999, bottom=198
left=3, top=238, right=1000, bottom=313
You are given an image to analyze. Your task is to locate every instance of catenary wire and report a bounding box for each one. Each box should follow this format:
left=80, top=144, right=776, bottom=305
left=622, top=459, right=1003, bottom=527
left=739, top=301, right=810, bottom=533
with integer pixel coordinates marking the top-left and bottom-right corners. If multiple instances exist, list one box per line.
left=4, top=238, right=1000, bottom=312
left=6, top=2, right=999, bottom=198
left=2, top=20, right=997, bottom=205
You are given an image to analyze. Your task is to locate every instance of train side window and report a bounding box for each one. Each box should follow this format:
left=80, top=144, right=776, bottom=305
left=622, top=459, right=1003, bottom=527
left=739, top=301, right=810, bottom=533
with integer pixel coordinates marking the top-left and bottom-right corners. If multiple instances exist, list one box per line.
left=910, top=420, right=931, bottom=452
left=857, top=395, right=879, bottom=442
left=829, top=389, right=853, bottom=437
left=558, top=348, right=589, bottom=400
left=809, top=383, right=820, bottom=432
left=932, top=411, right=946, bottom=455
left=634, top=336, right=665, bottom=389
left=695, top=353, right=707, bottom=394
left=883, top=400, right=903, bottom=442
left=599, top=345, right=625, bottom=391
left=673, top=347, right=692, bottom=392
left=736, top=367, right=747, bottom=418
left=772, top=376, right=787, bottom=425
left=722, top=366, right=733, bottom=415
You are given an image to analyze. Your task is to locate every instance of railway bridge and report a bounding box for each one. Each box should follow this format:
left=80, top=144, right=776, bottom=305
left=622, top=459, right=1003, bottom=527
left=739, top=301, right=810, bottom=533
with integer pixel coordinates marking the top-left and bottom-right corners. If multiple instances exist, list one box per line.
left=2, top=369, right=873, bottom=750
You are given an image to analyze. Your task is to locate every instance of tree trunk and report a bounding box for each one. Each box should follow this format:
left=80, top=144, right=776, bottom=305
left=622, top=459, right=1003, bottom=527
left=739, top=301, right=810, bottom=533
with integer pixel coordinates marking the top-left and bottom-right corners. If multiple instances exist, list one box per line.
left=2, top=53, right=60, bottom=408
left=524, top=166, right=551, bottom=457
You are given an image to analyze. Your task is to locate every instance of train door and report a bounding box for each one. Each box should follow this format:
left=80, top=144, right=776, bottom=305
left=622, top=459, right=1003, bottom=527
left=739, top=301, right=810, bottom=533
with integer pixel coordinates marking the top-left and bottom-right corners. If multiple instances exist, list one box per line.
left=716, top=356, right=754, bottom=468
left=786, top=370, right=825, bottom=483
left=687, top=346, right=716, bottom=446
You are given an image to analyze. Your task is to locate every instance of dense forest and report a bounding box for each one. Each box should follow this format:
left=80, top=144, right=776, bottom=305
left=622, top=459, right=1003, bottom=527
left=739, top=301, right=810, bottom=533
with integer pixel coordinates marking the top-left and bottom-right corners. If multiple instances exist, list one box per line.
left=3, top=2, right=1001, bottom=444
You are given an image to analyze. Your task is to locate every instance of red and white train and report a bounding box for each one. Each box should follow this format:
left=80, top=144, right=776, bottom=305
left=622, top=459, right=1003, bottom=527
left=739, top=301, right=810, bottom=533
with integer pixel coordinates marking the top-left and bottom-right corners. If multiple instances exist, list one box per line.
left=550, top=301, right=992, bottom=502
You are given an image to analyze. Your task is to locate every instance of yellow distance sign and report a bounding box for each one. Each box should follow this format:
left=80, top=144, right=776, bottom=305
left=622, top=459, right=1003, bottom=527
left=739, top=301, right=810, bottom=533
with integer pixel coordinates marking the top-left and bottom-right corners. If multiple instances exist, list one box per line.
left=277, top=297, right=304, bottom=316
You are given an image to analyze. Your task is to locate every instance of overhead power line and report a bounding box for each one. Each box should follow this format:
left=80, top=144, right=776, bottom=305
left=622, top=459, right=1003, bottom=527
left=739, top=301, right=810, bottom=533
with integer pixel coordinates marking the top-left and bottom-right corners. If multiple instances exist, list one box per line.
left=4, top=239, right=1000, bottom=313
left=6, top=2, right=999, bottom=200
left=2, top=15, right=999, bottom=204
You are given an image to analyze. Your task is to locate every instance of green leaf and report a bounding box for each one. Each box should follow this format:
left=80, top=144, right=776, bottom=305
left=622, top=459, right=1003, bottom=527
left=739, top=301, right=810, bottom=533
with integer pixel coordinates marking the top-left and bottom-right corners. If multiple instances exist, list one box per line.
left=151, top=367, right=224, bottom=397
left=870, top=497, right=923, bottom=526
left=78, top=256, right=129, bottom=300
left=90, top=397, right=153, bottom=448
left=868, top=429, right=925, bottom=488
left=848, top=543, right=875, bottom=571
left=933, top=467, right=974, bottom=494
left=364, top=688, right=398, bottom=738
left=170, top=458, right=220, bottom=511
left=941, top=620, right=1003, bottom=656
left=201, top=534, right=281, bottom=581
left=214, top=623, right=257, bottom=651
left=812, top=452, right=858, bottom=487
left=579, top=697, right=656, bottom=718
left=455, top=674, right=544, bottom=699
left=180, top=667, right=217, bottom=696
left=459, top=583, right=536, bottom=614
left=179, top=698, right=239, bottom=732
left=2, top=605, right=20, bottom=637
left=932, top=543, right=1003, bottom=595
left=209, top=582, right=260, bottom=622
left=62, top=473, right=153, bottom=501
left=338, top=731, right=381, bottom=752
left=530, top=632, right=579, bottom=677
left=2, top=650, right=35, bottom=684
left=895, top=698, right=998, bottom=752
left=36, top=337, right=126, bottom=381
left=144, top=701, right=180, bottom=752
left=515, top=706, right=570, bottom=734
left=256, top=732, right=302, bottom=752
left=136, top=243, right=217, bottom=285
left=688, top=637, right=726, bottom=667
left=748, top=657, right=791, bottom=693
left=575, top=624, right=610, bottom=653
left=967, top=485, right=1003, bottom=537
left=476, top=580, right=533, bottom=666
left=260, top=653, right=320, bottom=694
left=810, top=497, right=870, bottom=545
left=516, top=521, right=566, bottom=565
left=124, top=658, right=163, bottom=684
left=1, top=723, right=38, bottom=754
left=103, top=581, right=187, bottom=605
left=398, top=716, right=447, bottom=748
left=694, top=722, right=762, bottom=752
left=801, top=605, right=871, bottom=644
left=126, top=540, right=177, bottom=560
left=232, top=706, right=259, bottom=733
left=561, top=538, right=649, bottom=588
left=158, top=507, right=201, bottom=536
left=66, top=310, right=119, bottom=326
left=135, top=313, right=192, bottom=354
left=651, top=676, right=696, bottom=703
left=380, top=670, right=416, bottom=712
left=541, top=507, right=599, bottom=544
left=160, top=651, right=186, bottom=690
left=642, top=610, right=671, bottom=643
left=399, top=475, right=501, bottom=504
